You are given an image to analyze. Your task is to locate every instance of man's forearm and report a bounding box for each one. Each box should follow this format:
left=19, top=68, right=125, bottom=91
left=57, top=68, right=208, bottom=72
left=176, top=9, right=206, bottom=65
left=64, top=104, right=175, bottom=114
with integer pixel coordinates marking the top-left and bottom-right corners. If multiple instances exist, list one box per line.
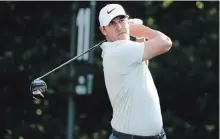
left=130, top=24, right=168, bottom=40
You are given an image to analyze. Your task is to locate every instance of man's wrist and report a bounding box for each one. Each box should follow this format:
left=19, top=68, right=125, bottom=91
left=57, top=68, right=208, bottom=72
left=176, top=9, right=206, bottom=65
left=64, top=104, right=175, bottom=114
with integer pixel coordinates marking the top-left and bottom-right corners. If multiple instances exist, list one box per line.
left=136, top=36, right=145, bottom=39
left=135, top=36, right=145, bottom=43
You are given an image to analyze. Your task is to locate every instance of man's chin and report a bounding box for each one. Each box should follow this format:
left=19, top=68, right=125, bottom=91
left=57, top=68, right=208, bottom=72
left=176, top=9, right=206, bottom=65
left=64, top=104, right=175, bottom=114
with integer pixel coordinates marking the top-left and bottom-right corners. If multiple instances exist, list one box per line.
left=117, top=34, right=129, bottom=40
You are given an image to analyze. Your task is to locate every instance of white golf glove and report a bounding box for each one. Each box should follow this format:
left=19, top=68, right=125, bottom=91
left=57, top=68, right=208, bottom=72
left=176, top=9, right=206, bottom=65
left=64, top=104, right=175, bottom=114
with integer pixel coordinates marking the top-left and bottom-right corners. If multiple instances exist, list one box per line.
left=129, top=18, right=143, bottom=25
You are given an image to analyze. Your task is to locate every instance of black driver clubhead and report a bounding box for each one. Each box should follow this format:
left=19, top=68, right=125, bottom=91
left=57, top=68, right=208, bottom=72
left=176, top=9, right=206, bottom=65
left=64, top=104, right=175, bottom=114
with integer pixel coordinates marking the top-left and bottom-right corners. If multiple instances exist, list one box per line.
left=30, top=79, right=47, bottom=100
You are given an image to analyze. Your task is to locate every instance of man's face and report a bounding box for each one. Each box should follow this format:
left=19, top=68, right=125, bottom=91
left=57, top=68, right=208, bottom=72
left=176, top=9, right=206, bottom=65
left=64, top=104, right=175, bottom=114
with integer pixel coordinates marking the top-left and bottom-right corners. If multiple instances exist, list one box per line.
left=100, top=15, right=130, bottom=42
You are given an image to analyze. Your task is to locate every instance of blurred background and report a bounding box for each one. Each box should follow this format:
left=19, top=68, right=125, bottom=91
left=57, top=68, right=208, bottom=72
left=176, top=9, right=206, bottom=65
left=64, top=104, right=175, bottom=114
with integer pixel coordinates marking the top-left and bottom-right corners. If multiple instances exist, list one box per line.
left=0, top=1, right=219, bottom=139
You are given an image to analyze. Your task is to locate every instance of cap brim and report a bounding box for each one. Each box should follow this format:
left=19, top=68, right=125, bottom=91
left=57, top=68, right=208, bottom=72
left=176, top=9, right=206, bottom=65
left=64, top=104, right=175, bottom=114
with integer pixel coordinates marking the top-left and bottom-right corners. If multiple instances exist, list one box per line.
left=103, top=14, right=129, bottom=27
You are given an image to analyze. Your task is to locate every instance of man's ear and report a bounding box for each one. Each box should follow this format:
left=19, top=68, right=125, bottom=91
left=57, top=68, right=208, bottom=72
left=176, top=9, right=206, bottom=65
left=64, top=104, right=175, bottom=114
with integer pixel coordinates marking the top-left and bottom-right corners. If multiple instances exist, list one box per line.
left=100, top=27, right=107, bottom=36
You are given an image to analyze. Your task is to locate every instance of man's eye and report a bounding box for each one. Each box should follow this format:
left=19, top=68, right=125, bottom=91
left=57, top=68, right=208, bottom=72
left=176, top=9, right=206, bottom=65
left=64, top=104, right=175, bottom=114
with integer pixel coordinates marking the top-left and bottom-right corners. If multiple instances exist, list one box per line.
left=120, top=18, right=125, bottom=23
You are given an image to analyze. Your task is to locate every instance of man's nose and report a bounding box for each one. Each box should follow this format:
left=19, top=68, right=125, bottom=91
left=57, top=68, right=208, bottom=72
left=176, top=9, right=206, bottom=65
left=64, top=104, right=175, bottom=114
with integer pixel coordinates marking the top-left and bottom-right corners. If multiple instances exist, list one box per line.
left=115, top=22, right=122, bottom=30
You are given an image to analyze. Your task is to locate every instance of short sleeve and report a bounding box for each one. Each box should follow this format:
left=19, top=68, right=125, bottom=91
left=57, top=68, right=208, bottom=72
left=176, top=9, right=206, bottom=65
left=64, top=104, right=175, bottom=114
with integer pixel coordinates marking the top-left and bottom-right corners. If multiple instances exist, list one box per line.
left=117, top=40, right=145, bottom=67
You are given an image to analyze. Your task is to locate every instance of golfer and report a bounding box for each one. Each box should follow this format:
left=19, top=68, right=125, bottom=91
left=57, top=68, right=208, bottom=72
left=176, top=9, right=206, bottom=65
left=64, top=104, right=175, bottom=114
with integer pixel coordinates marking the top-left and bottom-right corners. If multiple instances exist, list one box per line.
left=99, top=4, right=172, bottom=139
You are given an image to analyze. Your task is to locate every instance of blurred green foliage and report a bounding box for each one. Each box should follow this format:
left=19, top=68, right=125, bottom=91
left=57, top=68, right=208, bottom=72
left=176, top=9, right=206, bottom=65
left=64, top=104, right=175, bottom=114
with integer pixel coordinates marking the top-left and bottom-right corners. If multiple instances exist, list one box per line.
left=0, top=1, right=218, bottom=139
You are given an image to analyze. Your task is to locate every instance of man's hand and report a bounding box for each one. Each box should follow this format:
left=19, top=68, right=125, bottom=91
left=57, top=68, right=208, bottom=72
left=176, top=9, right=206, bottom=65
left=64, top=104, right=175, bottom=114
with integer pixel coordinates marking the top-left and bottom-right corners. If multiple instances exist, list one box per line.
left=129, top=18, right=146, bottom=39
left=129, top=24, right=146, bottom=38
left=129, top=18, right=145, bottom=42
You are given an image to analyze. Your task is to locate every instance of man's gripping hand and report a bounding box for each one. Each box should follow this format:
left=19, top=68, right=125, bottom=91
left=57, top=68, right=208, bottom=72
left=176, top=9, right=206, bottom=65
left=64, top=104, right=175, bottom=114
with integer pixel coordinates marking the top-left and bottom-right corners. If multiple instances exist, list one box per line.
left=129, top=18, right=145, bottom=41
left=129, top=18, right=145, bottom=39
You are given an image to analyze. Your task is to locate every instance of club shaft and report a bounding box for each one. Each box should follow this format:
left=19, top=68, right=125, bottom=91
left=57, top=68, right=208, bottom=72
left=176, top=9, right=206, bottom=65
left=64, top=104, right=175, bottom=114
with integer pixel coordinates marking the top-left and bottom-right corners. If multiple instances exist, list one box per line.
left=35, top=40, right=106, bottom=80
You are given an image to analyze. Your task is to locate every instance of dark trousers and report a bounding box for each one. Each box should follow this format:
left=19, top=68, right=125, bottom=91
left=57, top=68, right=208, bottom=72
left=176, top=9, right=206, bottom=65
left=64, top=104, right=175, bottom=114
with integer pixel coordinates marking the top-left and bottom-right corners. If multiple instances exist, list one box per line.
left=109, top=128, right=167, bottom=139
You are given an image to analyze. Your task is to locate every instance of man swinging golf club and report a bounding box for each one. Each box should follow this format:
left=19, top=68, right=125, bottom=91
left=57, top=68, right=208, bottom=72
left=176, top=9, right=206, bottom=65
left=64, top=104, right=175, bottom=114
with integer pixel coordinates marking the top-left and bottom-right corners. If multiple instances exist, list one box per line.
left=99, top=4, right=172, bottom=139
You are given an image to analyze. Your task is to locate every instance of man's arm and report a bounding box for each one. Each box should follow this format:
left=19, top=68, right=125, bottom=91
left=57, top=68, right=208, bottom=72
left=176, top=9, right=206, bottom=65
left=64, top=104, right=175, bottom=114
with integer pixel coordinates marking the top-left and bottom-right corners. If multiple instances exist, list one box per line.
left=130, top=24, right=172, bottom=61
left=129, top=18, right=150, bottom=65
left=135, top=37, right=149, bottom=66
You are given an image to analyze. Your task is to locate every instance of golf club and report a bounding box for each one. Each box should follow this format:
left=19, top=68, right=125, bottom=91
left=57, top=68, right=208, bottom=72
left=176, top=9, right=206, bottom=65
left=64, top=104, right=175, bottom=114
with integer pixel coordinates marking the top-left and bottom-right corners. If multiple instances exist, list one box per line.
left=30, top=39, right=106, bottom=100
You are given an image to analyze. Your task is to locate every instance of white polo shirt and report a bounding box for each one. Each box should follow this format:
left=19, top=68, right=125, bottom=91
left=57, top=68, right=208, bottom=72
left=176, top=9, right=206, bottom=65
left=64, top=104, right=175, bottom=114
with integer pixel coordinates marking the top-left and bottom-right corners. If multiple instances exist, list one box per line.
left=100, top=40, right=163, bottom=136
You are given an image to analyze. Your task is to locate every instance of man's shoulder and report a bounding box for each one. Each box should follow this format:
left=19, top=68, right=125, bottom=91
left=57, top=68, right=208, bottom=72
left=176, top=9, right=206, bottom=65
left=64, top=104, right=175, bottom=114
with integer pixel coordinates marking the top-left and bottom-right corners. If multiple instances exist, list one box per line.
left=102, top=40, right=135, bottom=47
